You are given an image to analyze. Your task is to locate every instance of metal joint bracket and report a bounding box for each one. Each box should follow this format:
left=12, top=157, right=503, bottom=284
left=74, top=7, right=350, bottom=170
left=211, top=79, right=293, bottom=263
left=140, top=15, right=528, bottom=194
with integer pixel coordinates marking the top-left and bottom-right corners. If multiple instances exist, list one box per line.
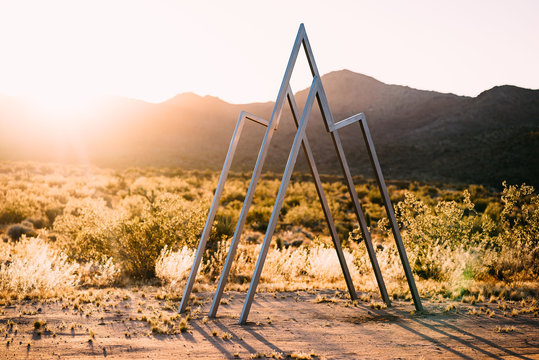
left=330, top=112, right=366, bottom=132
left=242, top=111, right=269, bottom=127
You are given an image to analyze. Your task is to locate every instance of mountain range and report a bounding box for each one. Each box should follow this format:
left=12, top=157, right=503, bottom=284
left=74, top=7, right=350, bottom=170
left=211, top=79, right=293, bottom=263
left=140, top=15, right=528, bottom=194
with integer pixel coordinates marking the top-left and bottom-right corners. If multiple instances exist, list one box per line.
left=1, top=70, right=538, bottom=188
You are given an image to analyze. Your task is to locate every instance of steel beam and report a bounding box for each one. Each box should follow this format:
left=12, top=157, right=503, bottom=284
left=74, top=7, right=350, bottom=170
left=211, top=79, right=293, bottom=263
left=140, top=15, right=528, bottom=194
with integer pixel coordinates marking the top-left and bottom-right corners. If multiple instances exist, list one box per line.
left=201, top=24, right=310, bottom=317
left=179, top=111, right=269, bottom=314
left=300, top=25, right=392, bottom=307
left=358, top=119, right=423, bottom=311
left=286, top=87, right=358, bottom=302
left=239, top=78, right=319, bottom=324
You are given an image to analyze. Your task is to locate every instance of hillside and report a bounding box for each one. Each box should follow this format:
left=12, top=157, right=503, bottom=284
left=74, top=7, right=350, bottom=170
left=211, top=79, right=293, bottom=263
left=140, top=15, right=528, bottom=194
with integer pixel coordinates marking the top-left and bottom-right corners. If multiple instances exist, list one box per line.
left=0, top=70, right=537, bottom=187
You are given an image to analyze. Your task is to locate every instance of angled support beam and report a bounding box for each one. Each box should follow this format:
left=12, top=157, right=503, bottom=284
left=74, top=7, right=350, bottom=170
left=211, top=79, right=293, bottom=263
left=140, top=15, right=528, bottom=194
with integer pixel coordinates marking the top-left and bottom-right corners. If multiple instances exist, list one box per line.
left=301, top=26, right=392, bottom=307
left=316, top=86, right=391, bottom=307
left=286, top=87, right=358, bottom=302
left=207, top=120, right=277, bottom=317
left=358, top=118, right=423, bottom=311
left=244, top=112, right=270, bottom=127
left=239, top=78, right=320, bottom=324
left=322, top=105, right=422, bottom=311
left=179, top=110, right=269, bottom=314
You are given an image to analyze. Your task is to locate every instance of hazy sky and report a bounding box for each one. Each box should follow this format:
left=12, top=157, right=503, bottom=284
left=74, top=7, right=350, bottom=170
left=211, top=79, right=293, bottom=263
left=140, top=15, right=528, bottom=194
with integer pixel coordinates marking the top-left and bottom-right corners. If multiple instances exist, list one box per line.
left=0, top=0, right=537, bottom=106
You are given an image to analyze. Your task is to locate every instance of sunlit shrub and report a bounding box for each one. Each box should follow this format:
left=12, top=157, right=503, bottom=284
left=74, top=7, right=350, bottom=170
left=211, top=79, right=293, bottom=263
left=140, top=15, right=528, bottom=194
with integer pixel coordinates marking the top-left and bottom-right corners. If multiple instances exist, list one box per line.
left=283, top=203, right=324, bottom=230
left=246, top=205, right=272, bottom=232
left=201, top=238, right=229, bottom=281
left=77, top=257, right=121, bottom=287
left=307, top=245, right=360, bottom=282
left=214, top=209, right=237, bottom=240
left=0, top=237, right=78, bottom=297
left=115, top=193, right=206, bottom=279
left=155, top=245, right=195, bottom=286
left=0, top=189, right=37, bottom=225
left=263, top=245, right=309, bottom=282
left=53, top=197, right=117, bottom=263
left=499, top=182, right=538, bottom=249
left=378, top=183, right=538, bottom=284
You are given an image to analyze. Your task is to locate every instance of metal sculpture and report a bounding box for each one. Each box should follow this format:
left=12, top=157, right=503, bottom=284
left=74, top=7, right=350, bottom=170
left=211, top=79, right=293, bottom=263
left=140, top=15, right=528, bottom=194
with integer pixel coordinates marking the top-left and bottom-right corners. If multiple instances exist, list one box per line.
left=179, top=24, right=422, bottom=324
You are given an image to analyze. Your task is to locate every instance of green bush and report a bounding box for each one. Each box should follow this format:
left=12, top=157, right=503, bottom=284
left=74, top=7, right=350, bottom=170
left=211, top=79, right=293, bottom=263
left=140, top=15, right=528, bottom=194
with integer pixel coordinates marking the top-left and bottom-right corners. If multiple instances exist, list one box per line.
left=246, top=205, right=272, bottom=232
left=53, top=198, right=117, bottom=263
left=54, top=193, right=207, bottom=279
left=283, top=203, right=324, bottom=230
left=115, top=193, right=206, bottom=279
left=382, top=183, right=538, bottom=282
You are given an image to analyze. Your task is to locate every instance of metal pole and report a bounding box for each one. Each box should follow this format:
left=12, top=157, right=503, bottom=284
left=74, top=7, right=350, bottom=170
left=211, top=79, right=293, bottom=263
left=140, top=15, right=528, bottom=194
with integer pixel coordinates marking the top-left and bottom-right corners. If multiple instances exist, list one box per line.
left=179, top=112, right=246, bottom=313
left=206, top=25, right=310, bottom=317
left=328, top=128, right=391, bottom=306
left=314, top=81, right=391, bottom=306
left=286, top=87, right=357, bottom=301
left=207, top=122, right=276, bottom=317
left=300, top=24, right=390, bottom=305
left=239, top=78, right=319, bottom=324
left=359, top=119, right=423, bottom=311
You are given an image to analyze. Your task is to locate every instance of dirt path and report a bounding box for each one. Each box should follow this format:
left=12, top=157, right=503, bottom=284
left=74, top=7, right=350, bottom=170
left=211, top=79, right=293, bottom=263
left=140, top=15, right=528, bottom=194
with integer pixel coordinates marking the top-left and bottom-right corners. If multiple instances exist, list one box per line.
left=0, top=289, right=538, bottom=359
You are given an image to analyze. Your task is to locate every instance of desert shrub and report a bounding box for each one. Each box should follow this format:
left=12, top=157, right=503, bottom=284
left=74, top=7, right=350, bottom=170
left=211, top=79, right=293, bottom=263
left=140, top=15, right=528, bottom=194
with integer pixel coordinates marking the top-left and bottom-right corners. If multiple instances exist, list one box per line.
left=53, top=198, right=117, bottom=263
left=26, top=217, right=47, bottom=229
left=368, top=187, right=383, bottom=205
left=389, top=190, right=490, bottom=250
left=77, top=257, right=120, bottom=287
left=155, top=245, right=195, bottom=286
left=380, top=190, right=493, bottom=281
left=262, top=246, right=309, bottom=282
left=484, top=202, right=503, bottom=222
left=201, top=238, right=229, bottom=281
left=7, top=223, right=37, bottom=241
left=481, top=182, right=539, bottom=280
left=221, top=188, right=245, bottom=204
left=0, top=189, right=37, bottom=225
left=283, top=203, right=324, bottom=230
left=378, top=183, right=538, bottom=285
left=0, top=237, right=78, bottom=297
left=115, top=193, right=206, bottom=279
left=247, top=205, right=272, bottom=232
left=214, top=209, right=237, bottom=239
left=45, top=205, right=65, bottom=225
left=498, top=182, right=538, bottom=249
left=307, top=245, right=360, bottom=283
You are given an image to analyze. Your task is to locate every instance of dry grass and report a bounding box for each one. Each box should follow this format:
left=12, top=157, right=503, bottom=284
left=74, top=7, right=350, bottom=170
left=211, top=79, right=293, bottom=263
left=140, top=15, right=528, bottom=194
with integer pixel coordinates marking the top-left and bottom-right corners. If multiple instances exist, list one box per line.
left=155, top=245, right=195, bottom=286
left=495, top=325, right=515, bottom=333
left=0, top=237, right=78, bottom=298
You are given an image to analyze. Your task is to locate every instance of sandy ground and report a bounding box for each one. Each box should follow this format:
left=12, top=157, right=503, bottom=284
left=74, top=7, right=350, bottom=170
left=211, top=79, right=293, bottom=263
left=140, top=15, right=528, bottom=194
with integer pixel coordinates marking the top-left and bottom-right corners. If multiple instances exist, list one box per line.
left=0, top=288, right=538, bottom=359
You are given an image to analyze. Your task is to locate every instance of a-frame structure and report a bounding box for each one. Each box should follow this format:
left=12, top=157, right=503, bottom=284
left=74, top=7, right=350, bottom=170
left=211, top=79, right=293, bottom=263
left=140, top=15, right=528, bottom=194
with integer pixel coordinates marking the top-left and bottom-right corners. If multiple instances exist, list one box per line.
left=179, top=24, right=422, bottom=324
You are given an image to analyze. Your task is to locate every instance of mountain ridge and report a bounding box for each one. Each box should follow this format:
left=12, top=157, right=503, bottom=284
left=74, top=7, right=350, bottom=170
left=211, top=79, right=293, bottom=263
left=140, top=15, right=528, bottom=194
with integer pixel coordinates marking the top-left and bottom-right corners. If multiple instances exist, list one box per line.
left=0, top=70, right=537, bottom=188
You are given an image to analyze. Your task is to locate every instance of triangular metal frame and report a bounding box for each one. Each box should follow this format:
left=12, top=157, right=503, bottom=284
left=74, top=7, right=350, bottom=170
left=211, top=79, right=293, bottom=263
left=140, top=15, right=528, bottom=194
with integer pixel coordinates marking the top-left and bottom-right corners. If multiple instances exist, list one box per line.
left=179, top=24, right=422, bottom=324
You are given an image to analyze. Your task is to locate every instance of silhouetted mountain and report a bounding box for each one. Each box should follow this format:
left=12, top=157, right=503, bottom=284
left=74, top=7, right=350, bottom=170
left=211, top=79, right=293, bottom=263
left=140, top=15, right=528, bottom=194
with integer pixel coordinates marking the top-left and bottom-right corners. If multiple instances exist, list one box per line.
left=0, top=70, right=537, bottom=188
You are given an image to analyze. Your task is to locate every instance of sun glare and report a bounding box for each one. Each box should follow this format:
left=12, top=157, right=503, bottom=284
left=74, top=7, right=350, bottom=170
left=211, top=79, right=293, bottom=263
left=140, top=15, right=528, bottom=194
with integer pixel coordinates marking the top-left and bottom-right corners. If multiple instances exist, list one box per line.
left=25, top=90, right=100, bottom=139
left=32, top=92, right=98, bottom=117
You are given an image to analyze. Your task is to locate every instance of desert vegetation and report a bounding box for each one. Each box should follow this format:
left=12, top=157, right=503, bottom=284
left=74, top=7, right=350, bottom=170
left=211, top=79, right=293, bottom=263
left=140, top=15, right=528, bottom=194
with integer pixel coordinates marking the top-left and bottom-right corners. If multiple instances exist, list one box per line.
left=0, top=161, right=537, bottom=358
left=0, top=161, right=536, bottom=304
